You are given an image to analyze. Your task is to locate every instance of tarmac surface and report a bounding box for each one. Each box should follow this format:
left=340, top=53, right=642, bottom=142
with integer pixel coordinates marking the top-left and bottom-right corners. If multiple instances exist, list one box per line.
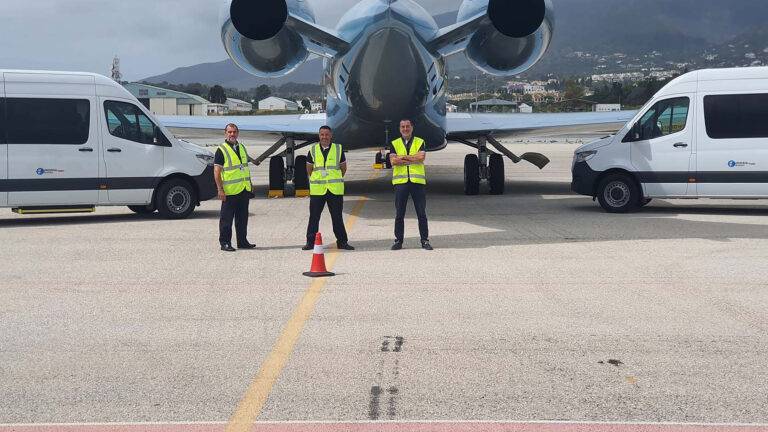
left=1, top=136, right=767, bottom=431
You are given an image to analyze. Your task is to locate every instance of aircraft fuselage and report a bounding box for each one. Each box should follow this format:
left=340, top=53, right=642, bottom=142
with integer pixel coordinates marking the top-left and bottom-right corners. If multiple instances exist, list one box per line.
left=326, top=0, right=448, bottom=151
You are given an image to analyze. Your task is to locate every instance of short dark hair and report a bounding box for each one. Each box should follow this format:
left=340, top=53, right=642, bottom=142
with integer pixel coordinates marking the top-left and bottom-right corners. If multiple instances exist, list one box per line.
left=225, top=123, right=239, bottom=132
left=399, top=119, right=413, bottom=126
left=319, top=125, right=332, bottom=132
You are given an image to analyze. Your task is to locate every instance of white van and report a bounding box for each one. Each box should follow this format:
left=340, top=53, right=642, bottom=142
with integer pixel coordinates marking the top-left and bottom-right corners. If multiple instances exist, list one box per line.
left=572, top=66, right=768, bottom=212
left=0, top=70, right=217, bottom=218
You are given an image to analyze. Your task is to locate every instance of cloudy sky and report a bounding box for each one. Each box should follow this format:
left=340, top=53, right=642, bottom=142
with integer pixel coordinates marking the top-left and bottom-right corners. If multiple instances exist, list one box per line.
left=0, top=0, right=460, bottom=81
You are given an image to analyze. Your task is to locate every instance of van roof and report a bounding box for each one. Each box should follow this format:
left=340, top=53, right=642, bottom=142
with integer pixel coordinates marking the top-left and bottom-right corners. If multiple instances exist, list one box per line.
left=0, top=69, right=136, bottom=100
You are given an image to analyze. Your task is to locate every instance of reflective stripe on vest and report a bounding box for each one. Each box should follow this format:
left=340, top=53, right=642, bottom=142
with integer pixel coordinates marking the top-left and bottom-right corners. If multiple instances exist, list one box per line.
left=309, top=143, right=344, bottom=195
left=391, top=136, right=426, bottom=185
left=219, top=142, right=252, bottom=196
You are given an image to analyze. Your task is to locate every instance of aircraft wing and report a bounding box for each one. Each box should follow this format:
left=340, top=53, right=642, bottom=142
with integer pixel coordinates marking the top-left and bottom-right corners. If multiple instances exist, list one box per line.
left=446, top=111, right=637, bottom=140
left=157, top=113, right=327, bottom=141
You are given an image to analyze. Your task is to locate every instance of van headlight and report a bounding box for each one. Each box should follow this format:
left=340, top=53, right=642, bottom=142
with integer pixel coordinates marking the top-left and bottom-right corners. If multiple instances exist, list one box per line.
left=195, top=153, right=214, bottom=166
left=574, top=150, right=597, bottom=163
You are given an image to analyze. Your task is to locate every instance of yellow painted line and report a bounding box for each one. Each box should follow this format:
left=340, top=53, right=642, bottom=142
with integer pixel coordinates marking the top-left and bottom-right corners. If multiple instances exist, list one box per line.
left=225, top=169, right=380, bottom=432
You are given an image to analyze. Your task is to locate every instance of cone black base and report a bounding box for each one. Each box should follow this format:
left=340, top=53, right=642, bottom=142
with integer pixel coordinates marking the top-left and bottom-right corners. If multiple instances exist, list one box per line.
left=303, top=271, right=335, bottom=278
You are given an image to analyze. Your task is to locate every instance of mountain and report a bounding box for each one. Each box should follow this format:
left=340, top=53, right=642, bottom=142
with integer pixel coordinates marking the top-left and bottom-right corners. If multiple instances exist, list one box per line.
left=141, top=58, right=325, bottom=89
left=141, top=0, right=768, bottom=87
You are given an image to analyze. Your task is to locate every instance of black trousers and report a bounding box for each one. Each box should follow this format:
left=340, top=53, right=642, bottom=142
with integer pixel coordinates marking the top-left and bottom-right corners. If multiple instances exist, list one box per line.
left=306, top=193, right=348, bottom=244
left=394, top=182, right=429, bottom=243
left=219, top=192, right=250, bottom=246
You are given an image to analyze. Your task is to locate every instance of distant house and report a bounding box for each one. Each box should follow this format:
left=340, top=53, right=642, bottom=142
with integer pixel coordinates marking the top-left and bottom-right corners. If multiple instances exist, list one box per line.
left=446, top=103, right=459, bottom=113
left=518, top=103, right=533, bottom=113
left=226, top=98, right=253, bottom=112
left=596, top=103, right=621, bottom=112
left=469, top=98, right=518, bottom=112
left=123, top=83, right=209, bottom=116
left=259, top=96, right=299, bottom=111
left=207, top=103, right=229, bottom=115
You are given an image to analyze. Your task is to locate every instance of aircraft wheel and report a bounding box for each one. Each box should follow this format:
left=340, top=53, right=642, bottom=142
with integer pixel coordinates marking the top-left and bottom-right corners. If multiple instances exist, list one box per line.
left=156, top=178, right=195, bottom=219
left=488, top=153, right=505, bottom=195
left=375, top=152, right=383, bottom=165
left=463, top=154, right=480, bottom=195
left=597, top=173, right=639, bottom=213
left=269, top=156, right=285, bottom=191
left=294, top=155, right=309, bottom=190
left=128, top=205, right=154, bottom=214
left=384, top=152, right=392, bottom=169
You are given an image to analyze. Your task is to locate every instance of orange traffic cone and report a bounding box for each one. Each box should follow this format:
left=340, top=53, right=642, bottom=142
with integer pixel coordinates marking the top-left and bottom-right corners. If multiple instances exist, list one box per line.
left=303, top=233, right=335, bottom=278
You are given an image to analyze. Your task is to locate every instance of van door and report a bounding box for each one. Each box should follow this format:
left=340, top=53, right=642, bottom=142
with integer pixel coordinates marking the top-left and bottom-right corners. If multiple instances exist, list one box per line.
left=100, top=98, right=166, bottom=203
left=628, top=95, right=695, bottom=197
left=697, top=93, right=768, bottom=197
left=0, top=86, right=7, bottom=207
left=5, top=72, right=99, bottom=205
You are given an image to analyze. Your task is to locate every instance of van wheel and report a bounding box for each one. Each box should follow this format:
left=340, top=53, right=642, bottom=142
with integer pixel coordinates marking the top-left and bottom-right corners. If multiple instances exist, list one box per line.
left=156, top=179, right=195, bottom=219
left=597, top=173, right=639, bottom=213
left=128, top=205, right=154, bottom=214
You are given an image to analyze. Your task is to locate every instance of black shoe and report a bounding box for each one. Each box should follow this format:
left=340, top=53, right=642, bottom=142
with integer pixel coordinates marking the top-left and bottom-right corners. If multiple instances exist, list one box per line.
left=220, top=243, right=236, bottom=252
left=238, top=242, right=256, bottom=249
left=337, top=242, right=355, bottom=250
left=421, top=241, right=433, bottom=251
left=301, top=242, right=314, bottom=251
left=391, top=241, right=402, bottom=250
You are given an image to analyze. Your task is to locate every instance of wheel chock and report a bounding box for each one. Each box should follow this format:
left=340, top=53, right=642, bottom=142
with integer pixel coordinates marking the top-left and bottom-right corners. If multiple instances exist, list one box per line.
left=268, top=190, right=284, bottom=198
left=295, top=189, right=310, bottom=197
left=373, top=163, right=383, bottom=169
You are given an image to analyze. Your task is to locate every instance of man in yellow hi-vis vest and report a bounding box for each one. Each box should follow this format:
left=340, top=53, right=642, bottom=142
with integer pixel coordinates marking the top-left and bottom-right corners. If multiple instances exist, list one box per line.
left=214, top=123, right=255, bottom=252
left=302, top=125, right=354, bottom=251
left=389, top=119, right=432, bottom=250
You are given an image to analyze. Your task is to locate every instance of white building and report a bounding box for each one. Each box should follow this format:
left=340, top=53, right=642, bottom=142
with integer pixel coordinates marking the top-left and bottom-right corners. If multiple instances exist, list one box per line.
left=123, top=83, right=209, bottom=116
left=259, top=96, right=299, bottom=111
left=596, top=104, right=621, bottom=112
left=518, top=103, right=533, bottom=113
left=207, top=103, right=229, bottom=115
left=226, top=98, right=253, bottom=112
left=446, top=103, right=459, bottom=113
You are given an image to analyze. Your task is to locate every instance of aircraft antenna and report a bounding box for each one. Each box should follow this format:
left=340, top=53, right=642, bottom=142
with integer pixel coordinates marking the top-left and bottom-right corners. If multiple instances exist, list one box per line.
left=111, top=56, right=123, bottom=82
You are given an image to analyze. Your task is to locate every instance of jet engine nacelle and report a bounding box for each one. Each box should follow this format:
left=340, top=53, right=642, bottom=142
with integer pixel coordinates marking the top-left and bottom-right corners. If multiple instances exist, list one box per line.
left=457, top=0, right=554, bottom=76
left=220, top=0, right=314, bottom=77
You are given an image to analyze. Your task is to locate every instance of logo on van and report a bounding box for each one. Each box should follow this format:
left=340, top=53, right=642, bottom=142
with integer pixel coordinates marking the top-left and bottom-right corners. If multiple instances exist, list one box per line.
left=728, top=160, right=756, bottom=168
left=36, top=168, right=65, bottom=175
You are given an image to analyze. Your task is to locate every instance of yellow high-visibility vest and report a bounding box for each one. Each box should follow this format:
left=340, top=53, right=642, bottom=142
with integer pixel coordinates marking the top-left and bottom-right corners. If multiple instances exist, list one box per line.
left=309, top=143, right=344, bottom=195
left=391, top=137, right=426, bottom=185
left=218, top=142, right=252, bottom=196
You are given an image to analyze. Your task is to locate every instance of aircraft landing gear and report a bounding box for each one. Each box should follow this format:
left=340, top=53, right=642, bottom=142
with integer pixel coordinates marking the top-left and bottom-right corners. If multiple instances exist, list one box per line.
left=462, top=137, right=498, bottom=195
left=253, top=134, right=317, bottom=198
left=373, top=149, right=392, bottom=169
left=455, top=135, right=550, bottom=196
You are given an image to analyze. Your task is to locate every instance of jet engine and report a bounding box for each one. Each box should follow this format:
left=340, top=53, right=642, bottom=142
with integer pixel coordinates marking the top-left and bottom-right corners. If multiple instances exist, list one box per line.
left=220, top=0, right=314, bottom=77
left=457, top=0, right=554, bottom=76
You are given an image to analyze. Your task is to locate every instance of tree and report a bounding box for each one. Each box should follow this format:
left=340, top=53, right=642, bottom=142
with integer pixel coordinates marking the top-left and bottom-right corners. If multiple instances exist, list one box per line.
left=301, top=98, right=311, bottom=111
left=255, top=84, right=271, bottom=102
left=522, top=94, right=534, bottom=105
left=208, top=85, right=226, bottom=104
left=564, top=79, right=585, bottom=100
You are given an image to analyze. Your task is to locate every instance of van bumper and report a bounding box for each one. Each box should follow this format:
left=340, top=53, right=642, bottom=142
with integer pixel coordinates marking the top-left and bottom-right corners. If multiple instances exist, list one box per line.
left=571, top=161, right=599, bottom=197
left=194, top=165, right=218, bottom=202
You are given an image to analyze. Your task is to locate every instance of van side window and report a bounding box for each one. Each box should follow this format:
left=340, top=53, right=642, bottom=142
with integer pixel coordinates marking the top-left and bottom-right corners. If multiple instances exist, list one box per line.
left=0, top=99, right=5, bottom=144
left=704, top=94, right=768, bottom=139
left=104, top=101, right=156, bottom=145
left=5, top=98, right=90, bottom=145
left=626, top=97, right=689, bottom=142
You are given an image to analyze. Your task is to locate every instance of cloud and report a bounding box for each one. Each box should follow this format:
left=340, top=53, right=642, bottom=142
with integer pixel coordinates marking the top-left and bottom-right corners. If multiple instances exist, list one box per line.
left=0, top=0, right=461, bottom=81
